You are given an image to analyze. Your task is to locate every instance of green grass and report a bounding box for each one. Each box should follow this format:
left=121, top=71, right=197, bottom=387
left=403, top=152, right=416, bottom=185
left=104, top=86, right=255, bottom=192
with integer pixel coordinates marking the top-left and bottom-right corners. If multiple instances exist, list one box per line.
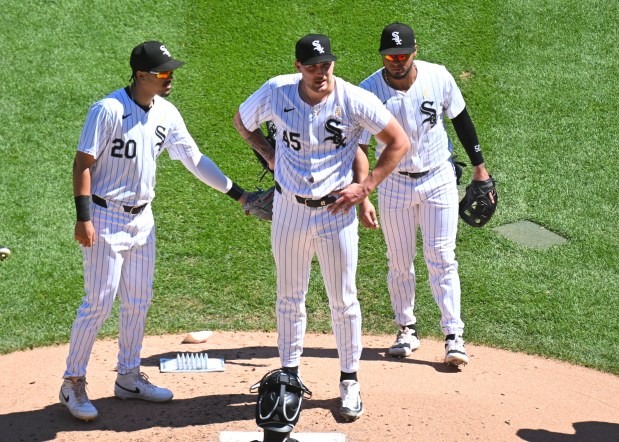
left=0, top=0, right=617, bottom=375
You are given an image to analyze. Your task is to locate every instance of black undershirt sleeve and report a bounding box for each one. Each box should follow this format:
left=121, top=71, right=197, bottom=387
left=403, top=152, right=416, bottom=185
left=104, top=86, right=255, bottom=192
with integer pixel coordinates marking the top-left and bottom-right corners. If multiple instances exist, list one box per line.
left=451, top=107, right=484, bottom=166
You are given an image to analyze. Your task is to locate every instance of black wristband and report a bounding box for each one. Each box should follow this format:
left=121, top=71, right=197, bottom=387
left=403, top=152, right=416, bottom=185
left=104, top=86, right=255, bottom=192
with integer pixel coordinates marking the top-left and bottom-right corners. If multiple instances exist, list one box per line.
left=75, top=195, right=91, bottom=221
left=226, top=182, right=244, bottom=201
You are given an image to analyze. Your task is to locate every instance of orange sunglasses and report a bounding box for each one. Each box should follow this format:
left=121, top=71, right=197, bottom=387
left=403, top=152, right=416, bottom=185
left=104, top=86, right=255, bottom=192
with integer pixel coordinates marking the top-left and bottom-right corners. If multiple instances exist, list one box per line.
left=149, top=70, right=174, bottom=79
left=383, top=54, right=411, bottom=62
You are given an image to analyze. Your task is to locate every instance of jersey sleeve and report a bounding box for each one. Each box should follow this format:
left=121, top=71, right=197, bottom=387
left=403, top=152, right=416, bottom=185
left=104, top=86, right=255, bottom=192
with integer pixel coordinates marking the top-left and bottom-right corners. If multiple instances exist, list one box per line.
left=356, top=77, right=379, bottom=146
left=442, top=67, right=466, bottom=119
left=352, top=88, right=392, bottom=135
left=238, top=79, right=273, bottom=132
left=164, top=106, right=201, bottom=160
left=77, top=102, right=114, bottom=159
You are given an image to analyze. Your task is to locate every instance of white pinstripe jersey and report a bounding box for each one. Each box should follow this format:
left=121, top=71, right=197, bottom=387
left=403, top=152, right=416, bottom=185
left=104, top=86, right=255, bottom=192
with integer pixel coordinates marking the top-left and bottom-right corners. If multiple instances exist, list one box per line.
left=239, top=73, right=391, bottom=198
left=77, top=88, right=200, bottom=206
left=359, top=60, right=466, bottom=172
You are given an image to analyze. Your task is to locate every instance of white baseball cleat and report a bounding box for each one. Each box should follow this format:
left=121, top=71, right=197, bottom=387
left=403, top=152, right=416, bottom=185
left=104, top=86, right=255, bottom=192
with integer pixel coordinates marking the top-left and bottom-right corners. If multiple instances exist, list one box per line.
left=388, top=325, right=421, bottom=357
left=339, top=380, right=364, bottom=421
left=114, top=367, right=173, bottom=402
left=59, top=376, right=98, bottom=421
left=0, top=246, right=11, bottom=260
left=444, top=334, right=469, bottom=366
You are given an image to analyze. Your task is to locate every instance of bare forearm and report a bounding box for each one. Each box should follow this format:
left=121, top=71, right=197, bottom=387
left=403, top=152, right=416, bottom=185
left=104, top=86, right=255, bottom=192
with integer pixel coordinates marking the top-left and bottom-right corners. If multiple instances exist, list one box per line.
left=233, top=111, right=275, bottom=168
left=363, top=149, right=402, bottom=191
left=352, top=146, right=370, bottom=184
left=73, top=152, right=94, bottom=196
left=360, top=119, right=409, bottom=193
left=72, top=151, right=96, bottom=246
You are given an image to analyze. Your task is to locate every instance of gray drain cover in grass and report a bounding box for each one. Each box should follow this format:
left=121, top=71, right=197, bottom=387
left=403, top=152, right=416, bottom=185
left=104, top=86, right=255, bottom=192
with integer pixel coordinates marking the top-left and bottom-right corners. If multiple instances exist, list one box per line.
left=493, top=220, right=567, bottom=249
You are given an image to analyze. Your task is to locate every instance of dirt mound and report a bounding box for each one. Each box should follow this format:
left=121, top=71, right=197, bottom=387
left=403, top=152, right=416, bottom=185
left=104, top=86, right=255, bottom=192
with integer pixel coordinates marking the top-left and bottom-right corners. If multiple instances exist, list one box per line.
left=1, top=331, right=617, bottom=441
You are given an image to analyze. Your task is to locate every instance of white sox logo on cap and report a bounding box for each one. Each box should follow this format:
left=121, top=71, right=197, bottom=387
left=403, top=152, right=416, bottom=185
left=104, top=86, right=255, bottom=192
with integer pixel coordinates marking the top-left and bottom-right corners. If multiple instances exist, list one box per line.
left=296, top=34, right=337, bottom=65
left=312, top=40, right=325, bottom=54
left=379, top=23, right=416, bottom=55
left=130, top=41, right=185, bottom=73
left=391, top=32, right=403, bottom=45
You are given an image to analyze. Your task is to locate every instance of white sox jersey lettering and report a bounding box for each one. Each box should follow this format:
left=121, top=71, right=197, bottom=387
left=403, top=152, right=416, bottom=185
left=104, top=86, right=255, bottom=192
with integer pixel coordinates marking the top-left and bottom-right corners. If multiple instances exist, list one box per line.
left=359, top=61, right=466, bottom=336
left=79, top=88, right=201, bottom=205
left=360, top=60, right=465, bottom=172
left=239, top=74, right=391, bottom=373
left=240, top=73, right=389, bottom=197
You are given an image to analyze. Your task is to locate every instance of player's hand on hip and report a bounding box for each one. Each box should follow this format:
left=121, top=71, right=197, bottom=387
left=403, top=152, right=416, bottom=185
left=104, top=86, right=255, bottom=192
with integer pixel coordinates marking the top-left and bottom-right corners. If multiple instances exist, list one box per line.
left=358, top=198, right=379, bottom=229
left=75, top=221, right=96, bottom=247
left=327, top=183, right=370, bottom=215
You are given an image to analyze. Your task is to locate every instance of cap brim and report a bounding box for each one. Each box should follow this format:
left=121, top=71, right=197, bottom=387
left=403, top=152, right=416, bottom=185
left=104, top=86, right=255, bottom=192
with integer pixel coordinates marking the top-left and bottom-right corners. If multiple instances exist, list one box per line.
left=300, top=54, right=337, bottom=66
left=379, top=47, right=415, bottom=55
left=150, top=59, right=185, bottom=72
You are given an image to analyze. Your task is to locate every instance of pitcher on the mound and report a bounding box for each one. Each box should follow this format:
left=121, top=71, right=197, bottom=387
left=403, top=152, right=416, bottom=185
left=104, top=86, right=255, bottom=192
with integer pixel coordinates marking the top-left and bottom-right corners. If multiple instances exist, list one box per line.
left=234, top=34, right=409, bottom=421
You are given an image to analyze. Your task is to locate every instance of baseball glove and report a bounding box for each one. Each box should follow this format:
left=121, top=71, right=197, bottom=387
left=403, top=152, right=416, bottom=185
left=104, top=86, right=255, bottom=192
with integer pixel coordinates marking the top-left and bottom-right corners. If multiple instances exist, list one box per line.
left=243, top=186, right=276, bottom=221
left=459, top=177, right=498, bottom=227
left=253, top=120, right=277, bottom=179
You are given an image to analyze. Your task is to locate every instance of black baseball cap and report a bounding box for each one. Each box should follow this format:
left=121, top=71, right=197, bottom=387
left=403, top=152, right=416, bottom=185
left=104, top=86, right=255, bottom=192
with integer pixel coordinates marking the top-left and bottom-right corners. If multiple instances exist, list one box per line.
left=295, top=34, right=338, bottom=65
left=130, top=41, right=185, bottom=72
left=379, top=23, right=416, bottom=55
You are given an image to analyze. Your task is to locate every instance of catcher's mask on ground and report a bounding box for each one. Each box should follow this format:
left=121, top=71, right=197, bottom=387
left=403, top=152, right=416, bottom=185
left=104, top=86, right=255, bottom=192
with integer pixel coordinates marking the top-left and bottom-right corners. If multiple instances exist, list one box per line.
left=250, top=369, right=312, bottom=433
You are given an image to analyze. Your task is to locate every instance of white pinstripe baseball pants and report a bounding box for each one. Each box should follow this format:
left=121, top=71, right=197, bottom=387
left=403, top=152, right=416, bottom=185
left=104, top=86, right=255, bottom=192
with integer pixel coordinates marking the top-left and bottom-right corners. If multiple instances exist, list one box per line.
left=64, top=202, right=155, bottom=377
left=378, top=160, right=464, bottom=336
left=271, top=190, right=362, bottom=373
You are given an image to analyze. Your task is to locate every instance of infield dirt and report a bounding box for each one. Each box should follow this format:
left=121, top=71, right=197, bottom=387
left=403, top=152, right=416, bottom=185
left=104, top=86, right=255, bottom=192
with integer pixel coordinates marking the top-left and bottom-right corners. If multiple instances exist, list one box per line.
left=1, top=331, right=618, bottom=441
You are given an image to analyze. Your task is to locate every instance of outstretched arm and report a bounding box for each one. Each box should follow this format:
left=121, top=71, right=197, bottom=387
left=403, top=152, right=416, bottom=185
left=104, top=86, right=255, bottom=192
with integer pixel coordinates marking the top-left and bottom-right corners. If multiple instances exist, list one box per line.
left=180, top=153, right=251, bottom=204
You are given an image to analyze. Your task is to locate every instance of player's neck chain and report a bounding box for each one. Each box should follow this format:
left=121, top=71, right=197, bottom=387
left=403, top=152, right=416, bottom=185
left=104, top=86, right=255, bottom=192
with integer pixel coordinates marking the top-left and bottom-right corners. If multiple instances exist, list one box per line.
left=382, top=69, right=393, bottom=89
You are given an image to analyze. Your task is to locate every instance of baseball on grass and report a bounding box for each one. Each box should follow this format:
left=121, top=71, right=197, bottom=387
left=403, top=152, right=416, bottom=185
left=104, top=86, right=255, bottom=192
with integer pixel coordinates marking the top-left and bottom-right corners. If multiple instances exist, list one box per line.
left=0, top=246, right=11, bottom=261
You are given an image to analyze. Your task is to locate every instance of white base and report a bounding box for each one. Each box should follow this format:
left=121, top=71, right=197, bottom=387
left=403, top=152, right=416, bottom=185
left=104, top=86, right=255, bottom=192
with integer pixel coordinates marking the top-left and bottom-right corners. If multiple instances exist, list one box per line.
left=219, top=432, right=346, bottom=442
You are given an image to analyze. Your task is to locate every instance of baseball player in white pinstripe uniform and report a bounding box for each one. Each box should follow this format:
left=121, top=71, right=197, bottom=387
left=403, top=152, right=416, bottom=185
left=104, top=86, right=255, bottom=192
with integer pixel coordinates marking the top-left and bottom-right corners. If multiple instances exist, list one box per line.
left=359, top=23, right=494, bottom=366
left=234, top=34, right=409, bottom=421
left=61, top=41, right=252, bottom=421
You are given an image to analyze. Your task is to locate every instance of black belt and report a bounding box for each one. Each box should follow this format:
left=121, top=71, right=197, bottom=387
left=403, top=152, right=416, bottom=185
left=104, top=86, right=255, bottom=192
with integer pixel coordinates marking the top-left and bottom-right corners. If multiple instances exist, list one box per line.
left=92, top=194, right=148, bottom=215
left=275, top=181, right=337, bottom=208
left=399, top=170, right=429, bottom=179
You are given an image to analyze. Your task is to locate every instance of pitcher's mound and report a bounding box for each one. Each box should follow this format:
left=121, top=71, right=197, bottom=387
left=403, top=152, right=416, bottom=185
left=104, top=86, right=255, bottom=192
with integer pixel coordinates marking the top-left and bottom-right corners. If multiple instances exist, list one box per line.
left=0, top=332, right=618, bottom=441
